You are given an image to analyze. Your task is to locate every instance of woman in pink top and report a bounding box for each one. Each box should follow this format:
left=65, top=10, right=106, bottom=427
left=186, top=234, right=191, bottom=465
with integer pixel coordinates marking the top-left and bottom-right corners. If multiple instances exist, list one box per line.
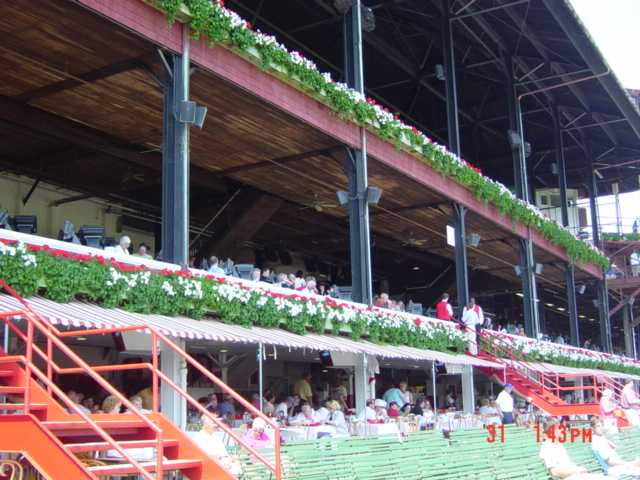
left=243, top=417, right=273, bottom=450
left=599, top=388, right=618, bottom=434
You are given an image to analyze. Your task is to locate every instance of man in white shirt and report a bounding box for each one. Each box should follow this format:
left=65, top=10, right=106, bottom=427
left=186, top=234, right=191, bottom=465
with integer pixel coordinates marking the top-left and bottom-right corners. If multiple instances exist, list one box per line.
left=496, top=383, right=515, bottom=424
left=273, top=396, right=294, bottom=420
left=356, top=399, right=376, bottom=421
left=461, top=298, right=483, bottom=355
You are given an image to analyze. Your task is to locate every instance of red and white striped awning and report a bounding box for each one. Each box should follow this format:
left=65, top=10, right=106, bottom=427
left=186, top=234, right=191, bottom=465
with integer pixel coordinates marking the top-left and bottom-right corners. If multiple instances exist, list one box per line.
left=0, top=294, right=499, bottom=367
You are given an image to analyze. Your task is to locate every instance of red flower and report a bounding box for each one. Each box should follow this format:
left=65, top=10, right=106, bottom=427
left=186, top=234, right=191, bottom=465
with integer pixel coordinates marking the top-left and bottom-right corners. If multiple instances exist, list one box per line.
left=414, top=318, right=421, bottom=327
left=411, top=126, right=418, bottom=134
left=30, top=245, right=41, bottom=252
left=245, top=21, right=251, bottom=29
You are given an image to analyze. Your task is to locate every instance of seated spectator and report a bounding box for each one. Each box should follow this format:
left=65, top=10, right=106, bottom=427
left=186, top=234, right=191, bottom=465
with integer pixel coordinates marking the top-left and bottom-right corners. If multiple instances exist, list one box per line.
left=67, top=389, right=91, bottom=414
left=250, top=393, right=261, bottom=409
left=298, top=280, right=317, bottom=294
left=125, top=395, right=151, bottom=414
left=315, top=398, right=330, bottom=421
left=373, top=399, right=388, bottom=419
left=356, top=399, right=376, bottom=421
left=102, top=395, right=122, bottom=414
left=133, top=243, right=153, bottom=260
left=410, top=397, right=426, bottom=416
left=293, top=404, right=322, bottom=424
left=207, top=256, right=225, bottom=275
left=193, top=415, right=242, bottom=474
left=251, top=268, right=261, bottom=281
left=135, top=384, right=155, bottom=410
left=317, top=282, right=330, bottom=296
left=114, top=236, right=131, bottom=256
left=293, top=271, right=305, bottom=289
left=322, top=400, right=349, bottom=437
left=82, top=396, right=96, bottom=413
left=260, top=268, right=272, bottom=283
left=399, top=381, right=413, bottom=405
left=590, top=415, right=640, bottom=478
left=539, top=417, right=608, bottom=480
left=291, top=394, right=303, bottom=416
left=478, top=398, right=502, bottom=426
left=399, top=403, right=413, bottom=417
left=373, top=293, right=390, bottom=308
left=263, top=393, right=276, bottom=415
left=217, top=395, right=236, bottom=417
left=205, top=393, right=221, bottom=415
left=387, top=402, right=401, bottom=417
left=275, top=273, right=292, bottom=289
left=273, top=396, right=294, bottom=420
left=244, top=417, right=273, bottom=449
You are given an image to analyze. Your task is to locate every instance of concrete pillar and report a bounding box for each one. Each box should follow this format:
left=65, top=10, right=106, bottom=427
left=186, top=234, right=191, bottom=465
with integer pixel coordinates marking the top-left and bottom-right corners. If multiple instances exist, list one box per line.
left=353, top=354, right=371, bottom=412
left=160, top=338, right=187, bottom=429
left=461, top=365, right=475, bottom=414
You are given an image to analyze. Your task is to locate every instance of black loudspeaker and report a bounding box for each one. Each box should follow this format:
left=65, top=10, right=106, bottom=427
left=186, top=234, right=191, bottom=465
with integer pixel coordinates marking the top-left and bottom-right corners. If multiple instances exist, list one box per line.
left=265, top=245, right=279, bottom=262
left=319, top=350, right=334, bottom=367
left=304, top=257, right=318, bottom=272
left=279, top=249, right=292, bottom=265
left=112, top=331, right=126, bottom=353
left=434, top=362, right=447, bottom=375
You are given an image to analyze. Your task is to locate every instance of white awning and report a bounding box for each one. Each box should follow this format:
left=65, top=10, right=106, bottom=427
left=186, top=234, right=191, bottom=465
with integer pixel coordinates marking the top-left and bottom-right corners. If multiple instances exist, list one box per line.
left=0, top=294, right=501, bottom=368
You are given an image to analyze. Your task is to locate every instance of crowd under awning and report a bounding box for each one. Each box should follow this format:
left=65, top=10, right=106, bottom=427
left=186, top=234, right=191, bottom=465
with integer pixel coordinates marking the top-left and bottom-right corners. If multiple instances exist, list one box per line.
left=0, top=294, right=500, bottom=369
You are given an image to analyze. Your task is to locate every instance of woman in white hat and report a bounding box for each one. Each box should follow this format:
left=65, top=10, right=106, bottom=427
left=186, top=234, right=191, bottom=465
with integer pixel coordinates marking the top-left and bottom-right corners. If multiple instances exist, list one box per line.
left=243, top=417, right=273, bottom=449
left=373, top=399, right=388, bottom=419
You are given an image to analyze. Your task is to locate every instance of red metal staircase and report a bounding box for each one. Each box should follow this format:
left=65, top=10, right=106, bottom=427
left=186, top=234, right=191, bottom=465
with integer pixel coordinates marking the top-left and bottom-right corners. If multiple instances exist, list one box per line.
left=473, top=330, right=629, bottom=421
left=0, top=278, right=281, bottom=480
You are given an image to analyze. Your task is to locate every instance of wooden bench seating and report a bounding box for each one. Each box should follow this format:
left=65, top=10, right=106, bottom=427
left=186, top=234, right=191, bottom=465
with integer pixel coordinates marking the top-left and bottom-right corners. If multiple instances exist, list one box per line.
left=235, top=425, right=640, bottom=480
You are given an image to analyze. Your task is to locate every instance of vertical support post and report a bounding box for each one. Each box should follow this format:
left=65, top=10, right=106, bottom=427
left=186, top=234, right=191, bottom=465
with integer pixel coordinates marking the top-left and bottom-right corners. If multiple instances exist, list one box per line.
left=441, top=0, right=460, bottom=155
left=432, top=363, right=437, bottom=412
left=343, top=0, right=372, bottom=305
left=160, top=338, right=187, bottom=428
left=441, top=0, right=468, bottom=316
left=353, top=355, right=368, bottom=413
left=461, top=365, right=475, bottom=414
left=506, top=57, right=539, bottom=339
left=161, top=26, right=190, bottom=266
left=623, top=306, right=633, bottom=358
left=257, top=344, right=264, bottom=411
left=553, top=103, right=579, bottom=346
left=585, top=139, right=612, bottom=353
left=452, top=203, right=468, bottom=312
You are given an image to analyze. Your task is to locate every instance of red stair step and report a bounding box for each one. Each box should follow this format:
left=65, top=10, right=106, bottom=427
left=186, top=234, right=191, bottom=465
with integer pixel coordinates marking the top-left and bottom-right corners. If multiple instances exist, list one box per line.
left=43, top=420, right=148, bottom=430
left=66, top=439, right=180, bottom=452
left=0, top=403, right=48, bottom=410
left=0, top=386, right=25, bottom=394
left=88, top=459, right=202, bottom=476
left=0, top=370, right=15, bottom=378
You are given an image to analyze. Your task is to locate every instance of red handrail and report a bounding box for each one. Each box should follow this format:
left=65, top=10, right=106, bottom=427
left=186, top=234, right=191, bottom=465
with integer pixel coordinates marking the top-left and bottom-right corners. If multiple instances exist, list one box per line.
left=0, top=278, right=281, bottom=479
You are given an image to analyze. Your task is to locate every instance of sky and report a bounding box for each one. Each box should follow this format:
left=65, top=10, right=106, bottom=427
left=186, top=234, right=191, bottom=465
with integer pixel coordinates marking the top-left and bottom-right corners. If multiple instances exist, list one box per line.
left=568, top=0, right=640, bottom=234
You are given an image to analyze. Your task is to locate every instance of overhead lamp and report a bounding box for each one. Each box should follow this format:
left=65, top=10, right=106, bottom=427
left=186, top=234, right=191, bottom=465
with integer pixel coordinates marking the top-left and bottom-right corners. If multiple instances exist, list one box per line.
left=435, top=64, right=445, bottom=81
left=557, top=307, right=566, bottom=312
left=533, top=263, right=543, bottom=275
left=513, top=265, right=522, bottom=277
left=515, top=292, right=524, bottom=297
left=550, top=163, right=558, bottom=174
left=336, top=190, right=349, bottom=207
left=466, top=233, right=481, bottom=248
left=546, top=303, right=555, bottom=307
left=365, top=186, right=382, bottom=205
left=594, top=170, right=604, bottom=179
left=575, top=284, right=586, bottom=295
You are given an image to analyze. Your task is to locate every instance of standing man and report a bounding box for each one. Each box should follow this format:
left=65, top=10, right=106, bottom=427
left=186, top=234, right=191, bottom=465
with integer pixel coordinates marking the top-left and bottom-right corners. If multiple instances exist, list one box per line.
left=630, top=249, right=639, bottom=277
left=293, top=372, right=314, bottom=408
left=620, top=378, right=640, bottom=426
left=496, top=383, right=515, bottom=424
left=461, top=299, right=483, bottom=354
left=435, top=293, right=455, bottom=321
